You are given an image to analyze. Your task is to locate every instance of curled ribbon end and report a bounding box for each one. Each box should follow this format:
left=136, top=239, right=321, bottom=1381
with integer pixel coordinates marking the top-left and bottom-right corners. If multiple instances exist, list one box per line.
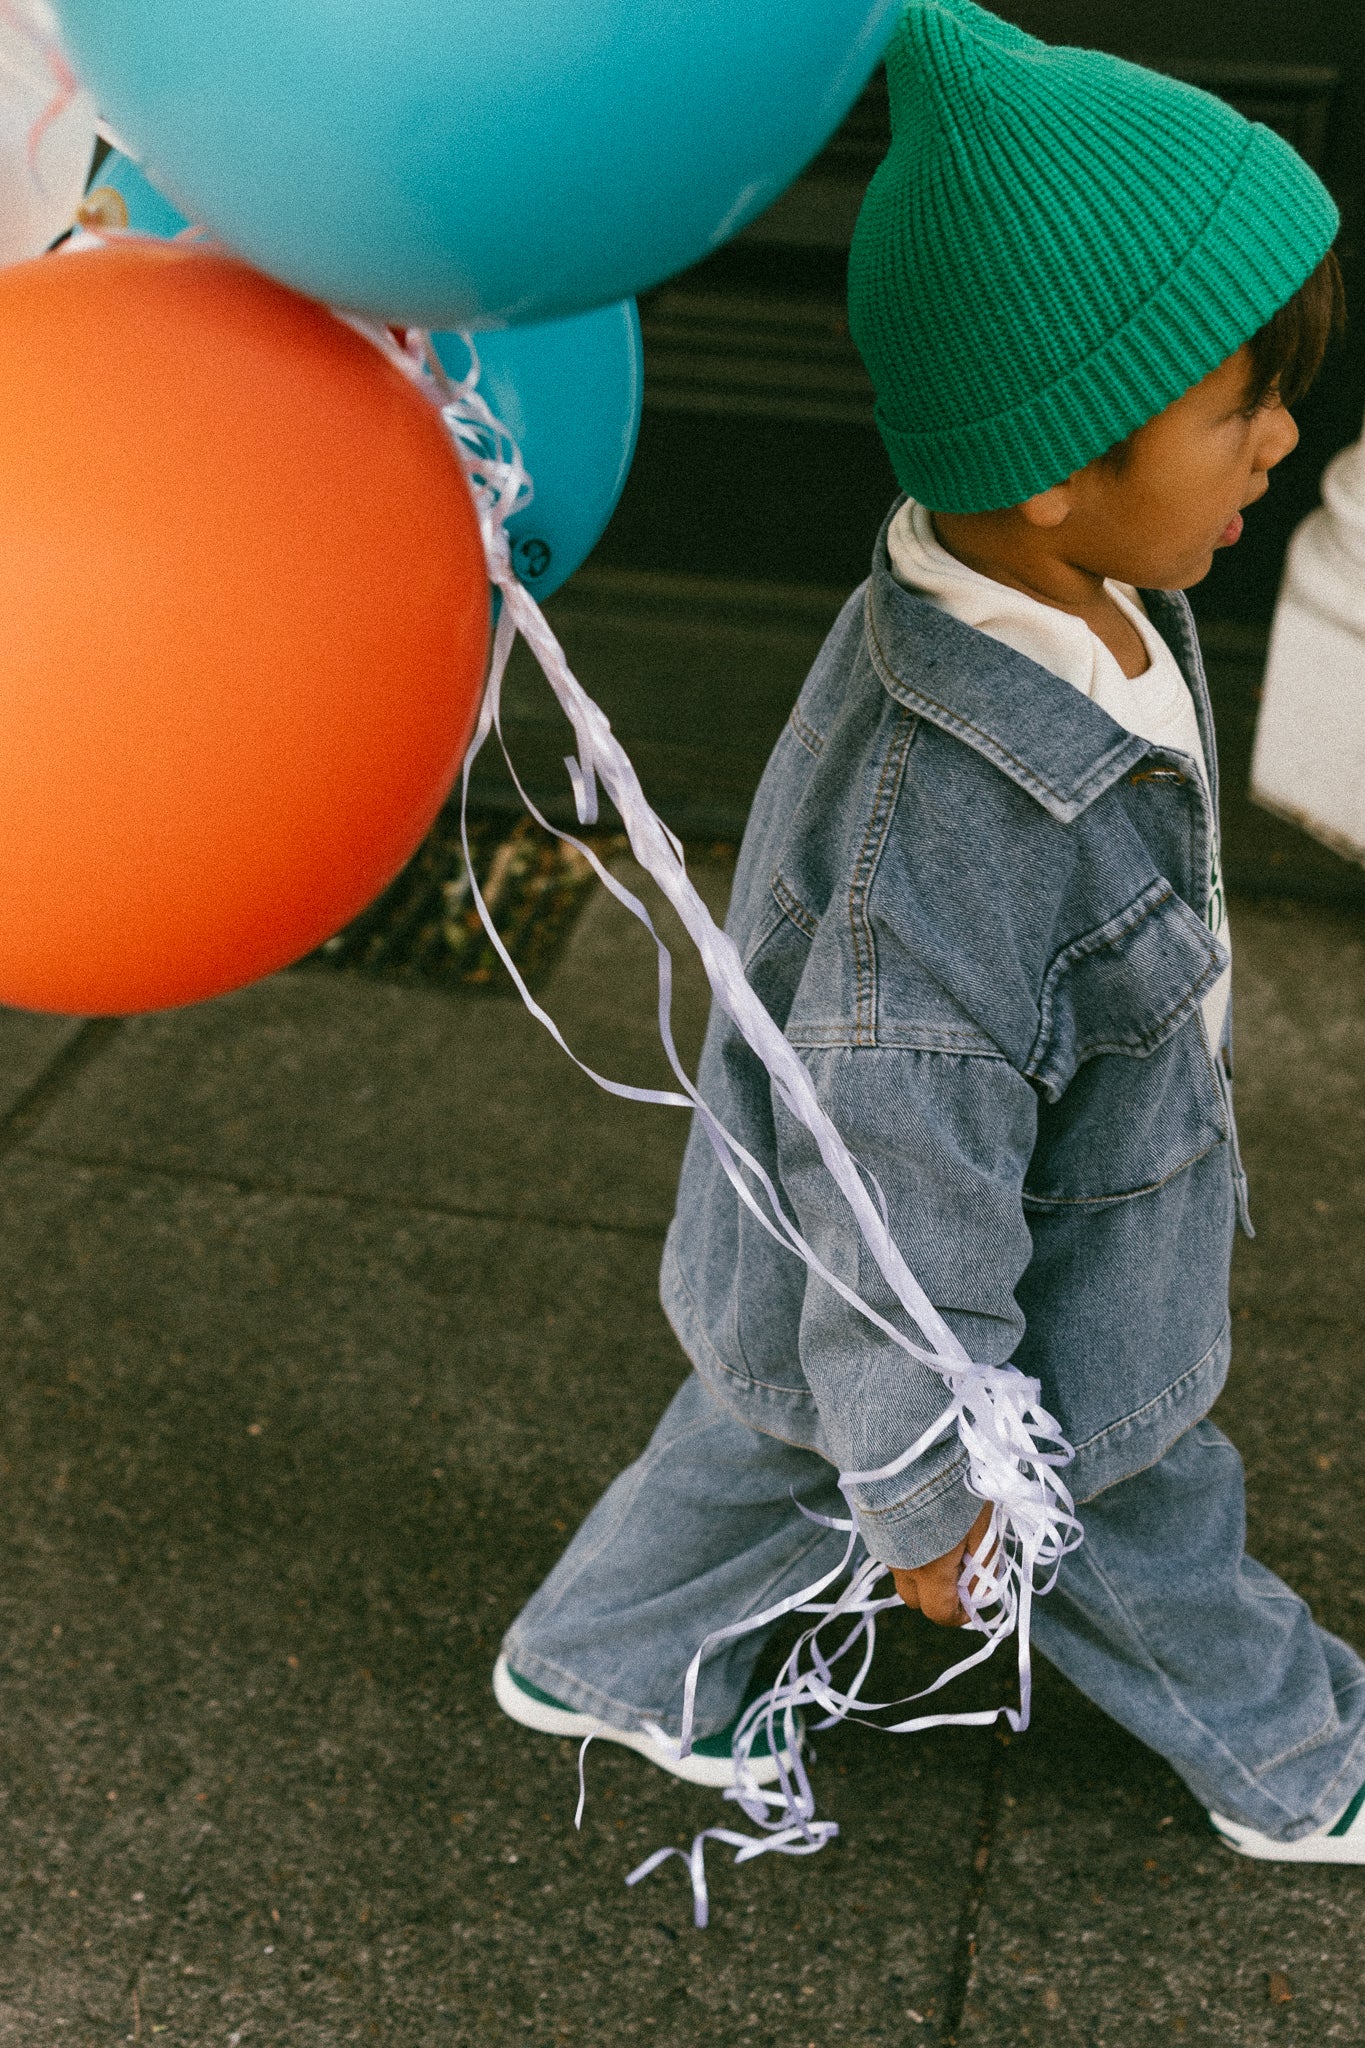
left=574, top=1732, right=597, bottom=1832
left=564, top=753, right=599, bottom=827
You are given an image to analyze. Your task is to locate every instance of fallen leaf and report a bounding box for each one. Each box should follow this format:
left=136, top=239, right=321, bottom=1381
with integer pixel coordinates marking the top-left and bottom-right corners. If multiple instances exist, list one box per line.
left=1267, top=1971, right=1292, bottom=2006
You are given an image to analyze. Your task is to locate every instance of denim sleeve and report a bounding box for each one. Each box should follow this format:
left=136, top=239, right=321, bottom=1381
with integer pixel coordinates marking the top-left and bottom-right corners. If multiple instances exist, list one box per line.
left=772, top=1044, right=1039, bottom=1570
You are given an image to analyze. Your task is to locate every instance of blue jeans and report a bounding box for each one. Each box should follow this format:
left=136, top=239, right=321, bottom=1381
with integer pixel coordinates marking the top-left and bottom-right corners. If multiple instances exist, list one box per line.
left=504, top=1373, right=1365, bottom=1840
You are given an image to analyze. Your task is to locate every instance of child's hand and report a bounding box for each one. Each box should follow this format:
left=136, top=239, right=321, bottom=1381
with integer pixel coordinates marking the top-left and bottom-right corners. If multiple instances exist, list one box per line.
left=891, top=1501, right=996, bottom=1626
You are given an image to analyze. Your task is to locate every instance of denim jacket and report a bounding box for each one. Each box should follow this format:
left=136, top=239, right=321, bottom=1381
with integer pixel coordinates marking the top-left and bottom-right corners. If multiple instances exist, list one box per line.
left=660, top=507, right=1250, bottom=1571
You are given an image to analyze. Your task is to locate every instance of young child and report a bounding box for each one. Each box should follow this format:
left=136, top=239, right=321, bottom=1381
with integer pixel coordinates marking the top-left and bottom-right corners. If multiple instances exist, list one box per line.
left=496, top=0, right=1365, bottom=1859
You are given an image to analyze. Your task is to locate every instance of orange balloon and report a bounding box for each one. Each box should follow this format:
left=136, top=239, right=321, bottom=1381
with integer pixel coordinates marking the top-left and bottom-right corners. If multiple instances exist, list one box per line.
left=0, top=242, right=489, bottom=1014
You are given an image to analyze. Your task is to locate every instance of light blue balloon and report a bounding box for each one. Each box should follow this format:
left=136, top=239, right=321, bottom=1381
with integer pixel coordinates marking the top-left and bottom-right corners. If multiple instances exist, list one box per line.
left=83, top=150, right=189, bottom=240
left=52, top=0, right=899, bottom=327
left=434, top=305, right=643, bottom=602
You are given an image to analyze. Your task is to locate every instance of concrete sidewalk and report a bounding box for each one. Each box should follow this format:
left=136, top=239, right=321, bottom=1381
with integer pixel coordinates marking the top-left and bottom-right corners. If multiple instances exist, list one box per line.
left=0, top=865, right=1359, bottom=2045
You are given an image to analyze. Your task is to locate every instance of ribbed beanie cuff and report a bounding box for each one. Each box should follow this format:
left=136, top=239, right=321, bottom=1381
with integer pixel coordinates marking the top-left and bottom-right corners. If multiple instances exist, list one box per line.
left=849, top=2, right=1340, bottom=513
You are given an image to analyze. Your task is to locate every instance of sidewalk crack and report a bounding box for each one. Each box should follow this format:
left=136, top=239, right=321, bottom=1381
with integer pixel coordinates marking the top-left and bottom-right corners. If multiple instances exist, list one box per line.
left=0, top=1019, right=124, bottom=1157
left=938, top=1731, right=1008, bottom=2045
left=16, top=1141, right=670, bottom=1239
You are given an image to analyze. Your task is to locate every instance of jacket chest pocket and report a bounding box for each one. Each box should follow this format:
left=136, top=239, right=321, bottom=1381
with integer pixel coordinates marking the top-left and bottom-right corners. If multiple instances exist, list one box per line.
left=1023, top=879, right=1228, bottom=1207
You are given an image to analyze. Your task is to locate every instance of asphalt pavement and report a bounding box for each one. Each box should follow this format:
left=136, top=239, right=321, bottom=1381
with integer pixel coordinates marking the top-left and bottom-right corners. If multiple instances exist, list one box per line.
left=0, top=856, right=1359, bottom=2045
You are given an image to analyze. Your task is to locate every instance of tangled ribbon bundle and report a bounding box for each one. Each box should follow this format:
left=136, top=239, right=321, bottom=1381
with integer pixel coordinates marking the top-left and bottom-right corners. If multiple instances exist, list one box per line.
left=357, top=318, right=1085, bottom=1929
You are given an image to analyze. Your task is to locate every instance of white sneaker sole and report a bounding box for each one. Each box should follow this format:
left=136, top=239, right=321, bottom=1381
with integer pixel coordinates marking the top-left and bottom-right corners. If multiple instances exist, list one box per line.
left=1209, top=1809, right=1365, bottom=1864
left=493, top=1653, right=795, bottom=1790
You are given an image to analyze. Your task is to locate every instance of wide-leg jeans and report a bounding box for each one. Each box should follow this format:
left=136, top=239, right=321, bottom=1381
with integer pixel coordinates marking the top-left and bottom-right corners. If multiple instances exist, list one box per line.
left=503, top=1372, right=1365, bottom=1840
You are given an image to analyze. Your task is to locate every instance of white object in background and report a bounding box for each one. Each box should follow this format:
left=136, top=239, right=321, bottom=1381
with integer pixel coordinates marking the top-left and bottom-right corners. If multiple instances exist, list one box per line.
left=0, top=0, right=95, bottom=265
left=1252, top=413, right=1365, bottom=866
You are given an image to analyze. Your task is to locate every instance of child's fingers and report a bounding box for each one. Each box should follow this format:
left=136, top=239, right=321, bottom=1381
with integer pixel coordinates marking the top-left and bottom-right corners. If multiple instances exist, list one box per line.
left=917, top=1558, right=970, bottom=1627
left=891, top=1502, right=1000, bottom=1625
left=890, top=1565, right=921, bottom=1611
left=894, top=1555, right=969, bottom=1625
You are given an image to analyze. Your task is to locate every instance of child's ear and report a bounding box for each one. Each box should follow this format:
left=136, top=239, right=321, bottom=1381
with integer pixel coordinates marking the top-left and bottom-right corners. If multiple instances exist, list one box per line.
left=1018, top=480, right=1073, bottom=529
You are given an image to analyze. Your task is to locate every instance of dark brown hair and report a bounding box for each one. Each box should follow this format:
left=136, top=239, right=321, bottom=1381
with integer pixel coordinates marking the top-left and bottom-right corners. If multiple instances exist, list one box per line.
left=1100, top=248, right=1347, bottom=470
left=1243, top=246, right=1347, bottom=411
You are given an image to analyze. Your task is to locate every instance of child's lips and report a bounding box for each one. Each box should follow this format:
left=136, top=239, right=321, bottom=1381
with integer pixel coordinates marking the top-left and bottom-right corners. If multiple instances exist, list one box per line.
left=1215, top=511, right=1244, bottom=547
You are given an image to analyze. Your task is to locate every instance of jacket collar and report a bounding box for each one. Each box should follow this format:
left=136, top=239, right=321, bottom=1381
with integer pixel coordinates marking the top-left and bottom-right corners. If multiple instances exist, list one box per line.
left=864, top=505, right=1205, bottom=826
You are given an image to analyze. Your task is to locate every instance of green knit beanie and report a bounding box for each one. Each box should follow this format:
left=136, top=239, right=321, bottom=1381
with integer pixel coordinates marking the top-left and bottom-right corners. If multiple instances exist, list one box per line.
left=848, top=0, right=1340, bottom=513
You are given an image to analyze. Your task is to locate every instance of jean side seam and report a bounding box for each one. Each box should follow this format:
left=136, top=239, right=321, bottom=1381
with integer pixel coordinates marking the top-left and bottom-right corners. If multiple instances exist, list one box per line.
left=1077, top=1543, right=1324, bottom=1827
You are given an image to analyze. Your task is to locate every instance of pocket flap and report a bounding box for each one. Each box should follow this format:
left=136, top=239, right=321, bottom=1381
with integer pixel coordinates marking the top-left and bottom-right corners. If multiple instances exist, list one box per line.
left=1026, top=879, right=1225, bottom=1101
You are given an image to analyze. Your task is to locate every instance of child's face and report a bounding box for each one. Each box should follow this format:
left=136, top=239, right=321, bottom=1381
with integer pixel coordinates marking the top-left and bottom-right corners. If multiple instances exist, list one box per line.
left=1040, top=345, right=1300, bottom=590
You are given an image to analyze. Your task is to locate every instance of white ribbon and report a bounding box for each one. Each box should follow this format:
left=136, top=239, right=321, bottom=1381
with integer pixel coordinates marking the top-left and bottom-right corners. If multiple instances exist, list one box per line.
left=0, top=0, right=96, bottom=263
left=356, top=317, right=1083, bottom=1928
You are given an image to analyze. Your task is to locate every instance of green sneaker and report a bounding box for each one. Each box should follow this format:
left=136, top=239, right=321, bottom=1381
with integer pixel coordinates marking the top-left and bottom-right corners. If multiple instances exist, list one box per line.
left=492, top=1654, right=801, bottom=1790
left=1210, top=1782, right=1365, bottom=1863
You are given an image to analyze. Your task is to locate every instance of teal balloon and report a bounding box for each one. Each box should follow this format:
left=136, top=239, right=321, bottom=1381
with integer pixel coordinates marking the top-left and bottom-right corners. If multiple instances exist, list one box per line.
left=51, top=1, right=899, bottom=326
left=84, top=151, right=189, bottom=240
left=433, top=303, right=642, bottom=601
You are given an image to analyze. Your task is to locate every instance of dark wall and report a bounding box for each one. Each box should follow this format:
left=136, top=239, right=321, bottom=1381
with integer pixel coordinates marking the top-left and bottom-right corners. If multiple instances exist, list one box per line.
left=1008, top=0, right=1362, bottom=72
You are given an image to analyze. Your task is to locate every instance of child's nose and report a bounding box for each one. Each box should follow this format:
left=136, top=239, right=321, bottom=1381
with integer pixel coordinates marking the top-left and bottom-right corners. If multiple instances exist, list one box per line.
left=1261, top=404, right=1301, bottom=471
